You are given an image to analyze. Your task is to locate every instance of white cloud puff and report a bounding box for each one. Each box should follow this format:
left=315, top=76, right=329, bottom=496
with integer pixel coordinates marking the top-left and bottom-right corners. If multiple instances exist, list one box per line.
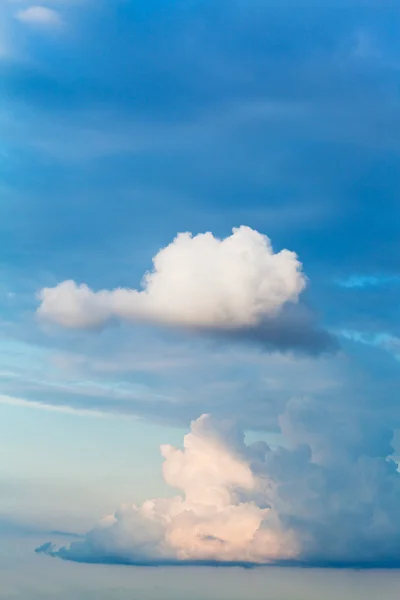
left=15, top=6, right=61, bottom=26
left=37, top=226, right=306, bottom=331
left=38, top=403, right=400, bottom=567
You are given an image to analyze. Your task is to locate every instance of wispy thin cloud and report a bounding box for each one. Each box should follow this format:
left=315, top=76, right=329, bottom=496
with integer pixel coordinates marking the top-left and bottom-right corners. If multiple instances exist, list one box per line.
left=0, top=393, right=107, bottom=418
left=340, top=329, right=400, bottom=361
left=14, top=6, right=61, bottom=27
left=335, top=274, right=400, bottom=289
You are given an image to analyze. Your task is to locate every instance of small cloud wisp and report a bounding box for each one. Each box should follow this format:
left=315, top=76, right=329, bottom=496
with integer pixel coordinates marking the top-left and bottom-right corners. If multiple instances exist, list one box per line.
left=15, top=6, right=61, bottom=27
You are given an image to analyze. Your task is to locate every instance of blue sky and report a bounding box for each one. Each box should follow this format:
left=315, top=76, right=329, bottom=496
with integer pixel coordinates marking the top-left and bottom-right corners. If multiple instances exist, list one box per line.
left=2, top=0, right=400, bottom=593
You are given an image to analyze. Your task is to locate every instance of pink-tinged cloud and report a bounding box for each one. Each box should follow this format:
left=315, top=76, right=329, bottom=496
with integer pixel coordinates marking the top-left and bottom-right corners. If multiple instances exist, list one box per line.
left=38, top=402, right=400, bottom=567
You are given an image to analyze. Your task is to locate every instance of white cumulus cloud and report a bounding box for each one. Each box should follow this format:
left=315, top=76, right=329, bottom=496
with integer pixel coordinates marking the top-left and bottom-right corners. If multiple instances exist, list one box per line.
left=37, top=403, right=400, bottom=567
left=36, top=227, right=322, bottom=351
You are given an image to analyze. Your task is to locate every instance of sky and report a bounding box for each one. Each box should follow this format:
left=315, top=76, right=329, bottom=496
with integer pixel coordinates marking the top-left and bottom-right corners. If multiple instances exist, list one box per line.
left=2, top=0, right=400, bottom=596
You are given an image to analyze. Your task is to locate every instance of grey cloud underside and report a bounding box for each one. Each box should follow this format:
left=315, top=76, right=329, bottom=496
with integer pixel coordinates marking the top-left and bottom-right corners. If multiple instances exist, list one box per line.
left=36, top=550, right=400, bottom=570
left=200, top=305, right=338, bottom=356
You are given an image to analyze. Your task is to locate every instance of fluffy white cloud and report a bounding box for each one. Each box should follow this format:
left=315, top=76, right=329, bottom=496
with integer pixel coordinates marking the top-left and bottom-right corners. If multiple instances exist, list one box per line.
left=37, top=227, right=306, bottom=331
left=38, top=403, right=400, bottom=567
left=15, top=6, right=61, bottom=26
left=34, top=225, right=333, bottom=354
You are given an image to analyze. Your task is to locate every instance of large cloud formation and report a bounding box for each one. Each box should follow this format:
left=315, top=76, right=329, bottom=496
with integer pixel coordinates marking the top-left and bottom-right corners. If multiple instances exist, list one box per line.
left=37, top=400, right=400, bottom=568
left=37, top=226, right=334, bottom=353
